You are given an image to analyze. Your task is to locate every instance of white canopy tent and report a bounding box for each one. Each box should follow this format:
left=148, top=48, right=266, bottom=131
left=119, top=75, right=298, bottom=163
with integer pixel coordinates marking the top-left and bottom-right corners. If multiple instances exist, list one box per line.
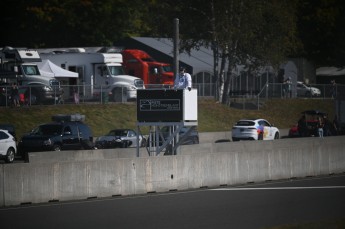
left=316, top=67, right=345, bottom=76
left=37, top=59, right=78, bottom=78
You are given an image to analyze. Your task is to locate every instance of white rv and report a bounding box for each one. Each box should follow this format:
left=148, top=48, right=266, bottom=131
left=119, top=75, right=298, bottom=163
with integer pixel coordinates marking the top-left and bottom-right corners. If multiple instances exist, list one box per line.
left=39, top=48, right=145, bottom=102
left=0, top=47, right=62, bottom=105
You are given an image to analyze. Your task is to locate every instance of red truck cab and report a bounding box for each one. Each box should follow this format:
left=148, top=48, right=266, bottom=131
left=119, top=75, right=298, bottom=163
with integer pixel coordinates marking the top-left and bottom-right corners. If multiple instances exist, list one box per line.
left=122, top=49, right=174, bottom=87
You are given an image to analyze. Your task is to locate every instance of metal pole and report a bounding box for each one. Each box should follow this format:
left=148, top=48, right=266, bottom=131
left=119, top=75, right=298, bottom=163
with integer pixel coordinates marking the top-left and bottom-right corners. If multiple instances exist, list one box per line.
left=173, top=18, right=179, bottom=82
left=136, top=125, right=139, bottom=157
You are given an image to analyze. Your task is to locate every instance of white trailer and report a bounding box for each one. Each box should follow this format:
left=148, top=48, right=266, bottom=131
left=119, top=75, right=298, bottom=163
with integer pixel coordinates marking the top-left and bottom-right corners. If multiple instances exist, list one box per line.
left=39, top=49, right=144, bottom=102
left=0, top=47, right=62, bottom=104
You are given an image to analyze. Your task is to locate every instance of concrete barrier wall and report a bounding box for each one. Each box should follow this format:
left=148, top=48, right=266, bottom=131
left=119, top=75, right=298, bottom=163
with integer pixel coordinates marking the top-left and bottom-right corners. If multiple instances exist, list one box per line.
left=1, top=136, right=345, bottom=207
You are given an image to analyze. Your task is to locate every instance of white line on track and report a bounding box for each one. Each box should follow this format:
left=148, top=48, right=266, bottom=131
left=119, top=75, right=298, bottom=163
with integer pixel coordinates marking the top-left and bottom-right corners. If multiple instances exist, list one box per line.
left=211, top=186, right=345, bottom=191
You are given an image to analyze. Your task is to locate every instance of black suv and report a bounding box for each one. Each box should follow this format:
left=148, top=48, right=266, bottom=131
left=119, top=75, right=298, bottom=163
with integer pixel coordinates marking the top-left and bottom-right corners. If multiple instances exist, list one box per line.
left=18, top=114, right=94, bottom=158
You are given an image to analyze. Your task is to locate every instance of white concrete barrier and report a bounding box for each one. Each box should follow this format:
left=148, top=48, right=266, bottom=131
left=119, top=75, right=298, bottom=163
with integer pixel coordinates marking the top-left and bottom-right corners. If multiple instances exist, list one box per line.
left=1, top=136, right=344, bottom=207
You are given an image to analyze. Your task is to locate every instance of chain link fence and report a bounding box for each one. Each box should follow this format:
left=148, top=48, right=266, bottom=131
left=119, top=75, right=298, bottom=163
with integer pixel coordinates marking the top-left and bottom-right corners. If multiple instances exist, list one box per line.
left=1, top=82, right=343, bottom=108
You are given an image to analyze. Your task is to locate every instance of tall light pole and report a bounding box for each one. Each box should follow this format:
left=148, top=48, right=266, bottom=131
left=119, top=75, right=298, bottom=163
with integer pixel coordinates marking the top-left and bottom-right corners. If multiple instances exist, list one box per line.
left=173, top=18, right=179, bottom=82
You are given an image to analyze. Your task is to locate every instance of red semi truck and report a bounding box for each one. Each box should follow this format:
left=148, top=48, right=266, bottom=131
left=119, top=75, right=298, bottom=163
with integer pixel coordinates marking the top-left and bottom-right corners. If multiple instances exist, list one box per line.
left=122, top=49, right=174, bottom=87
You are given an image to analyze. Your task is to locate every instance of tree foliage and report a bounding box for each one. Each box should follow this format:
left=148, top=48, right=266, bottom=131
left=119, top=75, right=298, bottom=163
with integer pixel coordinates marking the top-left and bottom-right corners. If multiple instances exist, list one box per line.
left=147, top=0, right=299, bottom=102
left=0, top=0, right=344, bottom=103
left=297, top=0, right=345, bottom=67
left=0, top=0, right=152, bottom=47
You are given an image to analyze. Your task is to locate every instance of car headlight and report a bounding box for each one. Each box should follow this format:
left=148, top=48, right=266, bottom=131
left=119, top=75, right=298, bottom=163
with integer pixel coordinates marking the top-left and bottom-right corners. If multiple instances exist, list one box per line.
left=43, top=86, right=52, bottom=91
left=43, top=139, right=52, bottom=146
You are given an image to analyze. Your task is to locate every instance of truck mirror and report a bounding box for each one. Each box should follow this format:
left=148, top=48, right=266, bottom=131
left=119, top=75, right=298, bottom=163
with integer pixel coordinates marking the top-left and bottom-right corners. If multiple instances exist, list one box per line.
left=14, top=66, right=18, bottom=73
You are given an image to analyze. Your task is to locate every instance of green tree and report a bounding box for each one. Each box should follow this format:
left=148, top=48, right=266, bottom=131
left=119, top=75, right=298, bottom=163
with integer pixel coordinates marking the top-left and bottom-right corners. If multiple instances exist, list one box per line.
left=297, top=0, right=345, bottom=67
left=148, top=0, right=299, bottom=103
left=0, top=0, right=152, bottom=48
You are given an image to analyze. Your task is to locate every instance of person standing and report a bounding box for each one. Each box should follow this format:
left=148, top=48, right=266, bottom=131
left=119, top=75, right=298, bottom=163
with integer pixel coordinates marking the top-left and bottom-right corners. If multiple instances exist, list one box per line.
left=73, top=88, right=79, bottom=104
left=332, top=115, right=339, bottom=135
left=174, top=67, right=192, bottom=91
left=11, top=83, right=20, bottom=107
left=317, top=117, right=324, bottom=138
left=285, top=77, right=292, bottom=98
left=298, top=115, right=307, bottom=137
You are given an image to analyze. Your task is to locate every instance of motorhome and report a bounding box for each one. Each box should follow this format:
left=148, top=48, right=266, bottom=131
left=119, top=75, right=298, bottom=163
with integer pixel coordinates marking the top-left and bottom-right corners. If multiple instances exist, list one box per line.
left=39, top=48, right=144, bottom=102
left=0, top=47, right=62, bottom=105
left=122, top=49, right=174, bottom=87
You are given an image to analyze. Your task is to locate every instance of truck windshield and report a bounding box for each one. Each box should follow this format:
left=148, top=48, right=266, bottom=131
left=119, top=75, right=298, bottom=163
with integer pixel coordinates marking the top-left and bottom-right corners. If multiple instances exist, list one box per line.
left=108, top=66, right=124, bottom=76
left=162, top=65, right=172, bottom=73
left=22, top=65, right=40, bottom=75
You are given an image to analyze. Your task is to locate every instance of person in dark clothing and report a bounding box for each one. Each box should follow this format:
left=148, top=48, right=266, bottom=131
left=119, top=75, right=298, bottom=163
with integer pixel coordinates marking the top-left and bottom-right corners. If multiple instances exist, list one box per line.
left=11, top=83, right=20, bottom=107
left=323, top=115, right=332, bottom=136
left=298, top=115, right=307, bottom=137
left=332, top=115, right=339, bottom=136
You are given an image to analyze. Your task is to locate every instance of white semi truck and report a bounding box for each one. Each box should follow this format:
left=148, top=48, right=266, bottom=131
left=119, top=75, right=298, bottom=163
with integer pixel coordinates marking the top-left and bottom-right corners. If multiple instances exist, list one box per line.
left=39, top=48, right=145, bottom=102
left=0, top=47, right=62, bottom=105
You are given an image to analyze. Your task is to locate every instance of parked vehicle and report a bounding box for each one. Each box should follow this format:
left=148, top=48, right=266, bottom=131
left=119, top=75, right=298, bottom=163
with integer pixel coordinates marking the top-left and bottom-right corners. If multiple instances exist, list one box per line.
left=122, top=49, right=174, bottom=87
left=296, top=81, right=321, bottom=97
left=0, top=47, right=63, bottom=104
left=288, top=110, right=327, bottom=137
left=38, top=48, right=145, bottom=102
left=95, top=129, right=146, bottom=149
left=232, top=119, right=280, bottom=141
left=0, top=123, right=16, bottom=140
left=18, top=114, right=94, bottom=159
left=0, top=129, right=17, bottom=163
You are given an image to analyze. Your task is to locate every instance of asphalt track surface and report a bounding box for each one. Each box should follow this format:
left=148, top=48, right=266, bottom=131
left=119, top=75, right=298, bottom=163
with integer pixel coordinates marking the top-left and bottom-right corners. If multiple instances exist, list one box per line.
left=1, top=174, right=345, bottom=229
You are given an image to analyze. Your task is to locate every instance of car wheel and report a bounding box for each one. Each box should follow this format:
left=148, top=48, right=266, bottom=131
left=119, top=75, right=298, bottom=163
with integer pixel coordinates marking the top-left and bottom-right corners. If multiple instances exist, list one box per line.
left=5, top=147, right=15, bottom=163
left=192, top=136, right=199, bottom=144
left=53, top=144, right=61, bottom=151
left=274, top=132, right=280, bottom=139
left=81, top=139, right=94, bottom=150
left=24, top=152, right=29, bottom=162
left=121, top=141, right=128, bottom=148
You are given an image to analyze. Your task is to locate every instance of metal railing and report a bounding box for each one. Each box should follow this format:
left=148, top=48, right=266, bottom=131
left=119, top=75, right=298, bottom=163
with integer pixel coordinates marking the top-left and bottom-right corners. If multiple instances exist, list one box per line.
left=1, top=82, right=343, bottom=108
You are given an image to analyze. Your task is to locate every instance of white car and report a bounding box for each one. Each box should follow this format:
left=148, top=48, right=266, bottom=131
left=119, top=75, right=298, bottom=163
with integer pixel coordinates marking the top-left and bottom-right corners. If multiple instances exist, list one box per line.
left=297, top=81, right=321, bottom=97
left=0, top=129, right=17, bottom=163
left=231, top=119, right=280, bottom=141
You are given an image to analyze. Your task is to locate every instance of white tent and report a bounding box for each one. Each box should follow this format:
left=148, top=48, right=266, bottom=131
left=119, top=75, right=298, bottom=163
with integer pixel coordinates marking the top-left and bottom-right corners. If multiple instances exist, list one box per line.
left=316, top=67, right=345, bottom=76
left=37, top=59, right=78, bottom=78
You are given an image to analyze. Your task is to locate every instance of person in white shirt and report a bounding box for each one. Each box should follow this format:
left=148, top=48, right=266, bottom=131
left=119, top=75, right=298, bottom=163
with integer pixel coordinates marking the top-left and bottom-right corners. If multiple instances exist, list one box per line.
left=174, top=67, right=192, bottom=91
